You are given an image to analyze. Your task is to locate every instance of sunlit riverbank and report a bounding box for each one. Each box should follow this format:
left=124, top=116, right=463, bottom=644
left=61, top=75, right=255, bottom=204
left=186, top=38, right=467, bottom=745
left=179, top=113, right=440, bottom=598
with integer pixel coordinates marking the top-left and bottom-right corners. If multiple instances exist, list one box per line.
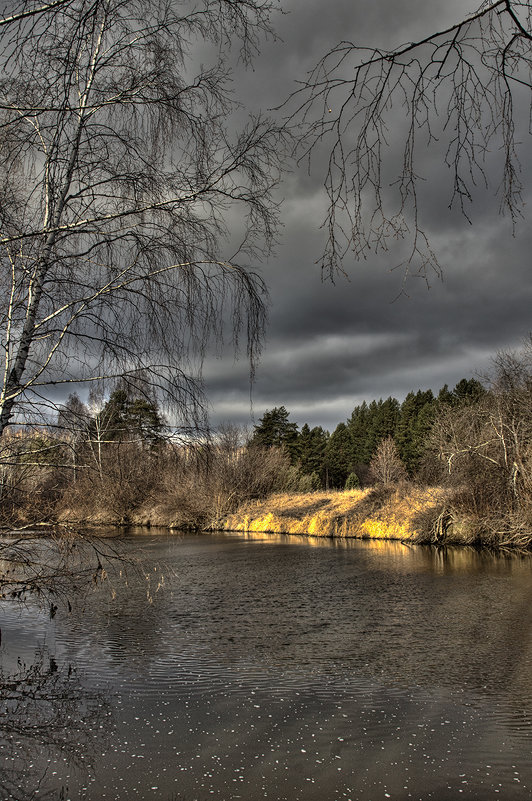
left=220, top=486, right=524, bottom=549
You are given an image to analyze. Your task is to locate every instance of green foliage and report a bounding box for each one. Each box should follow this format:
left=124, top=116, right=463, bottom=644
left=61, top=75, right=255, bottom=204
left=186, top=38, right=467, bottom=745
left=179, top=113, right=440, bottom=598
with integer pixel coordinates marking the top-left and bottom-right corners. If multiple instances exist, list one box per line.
left=324, top=422, right=352, bottom=488
left=251, top=406, right=299, bottom=462
left=395, top=390, right=435, bottom=474
left=126, top=399, right=165, bottom=444
left=299, top=378, right=486, bottom=486
left=364, top=397, right=401, bottom=458
left=345, top=472, right=360, bottom=490
left=96, top=387, right=165, bottom=446
left=345, top=397, right=401, bottom=470
left=297, top=423, right=328, bottom=484
left=439, top=379, right=487, bottom=407
left=452, top=378, right=486, bottom=405
left=437, top=384, right=454, bottom=405
left=348, top=402, right=371, bottom=464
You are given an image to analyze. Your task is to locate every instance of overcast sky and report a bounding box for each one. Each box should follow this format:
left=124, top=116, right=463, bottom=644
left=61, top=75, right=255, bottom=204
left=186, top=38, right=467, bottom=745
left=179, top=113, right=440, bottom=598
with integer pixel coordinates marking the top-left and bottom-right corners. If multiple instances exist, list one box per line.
left=203, top=0, right=532, bottom=433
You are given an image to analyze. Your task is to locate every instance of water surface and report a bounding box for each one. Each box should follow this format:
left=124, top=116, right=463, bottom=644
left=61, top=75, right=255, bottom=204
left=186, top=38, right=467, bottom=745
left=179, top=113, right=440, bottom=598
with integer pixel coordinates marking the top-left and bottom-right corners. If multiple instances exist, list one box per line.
left=2, top=532, right=532, bottom=800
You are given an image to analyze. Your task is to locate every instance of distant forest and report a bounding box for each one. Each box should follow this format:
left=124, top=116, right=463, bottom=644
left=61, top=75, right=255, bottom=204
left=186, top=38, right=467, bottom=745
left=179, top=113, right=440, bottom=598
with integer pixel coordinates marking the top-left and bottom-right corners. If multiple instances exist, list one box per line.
left=250, top=378, right=486, bottom=490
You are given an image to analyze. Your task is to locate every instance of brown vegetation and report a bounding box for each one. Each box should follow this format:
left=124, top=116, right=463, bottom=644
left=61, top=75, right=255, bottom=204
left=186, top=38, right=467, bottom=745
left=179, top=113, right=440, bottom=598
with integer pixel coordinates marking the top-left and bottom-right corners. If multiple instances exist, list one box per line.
left=426, top=342, right=532, bottom=548
left=368, top=436, right=408, bottom=486
left=222, top=484, right=450, bottom=542
left=2, top=426, right=298, bottom=530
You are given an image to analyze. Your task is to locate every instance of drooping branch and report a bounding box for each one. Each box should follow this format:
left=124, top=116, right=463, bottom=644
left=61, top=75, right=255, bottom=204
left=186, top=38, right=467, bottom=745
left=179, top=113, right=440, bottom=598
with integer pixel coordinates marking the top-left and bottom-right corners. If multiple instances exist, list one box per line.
left=289, top=0, right=532, bottom=281
left=0, top=0, right=286, bottom=435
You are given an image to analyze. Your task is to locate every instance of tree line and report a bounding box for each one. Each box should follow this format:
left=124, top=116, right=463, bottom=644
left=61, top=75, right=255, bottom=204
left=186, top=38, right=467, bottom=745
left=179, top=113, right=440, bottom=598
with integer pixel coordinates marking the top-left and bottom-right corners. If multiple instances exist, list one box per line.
left=249, top=377, right=486, bottom=490
left=4, top=340, right=532, bottom=551
left=249, top=340, right=532, bottom=547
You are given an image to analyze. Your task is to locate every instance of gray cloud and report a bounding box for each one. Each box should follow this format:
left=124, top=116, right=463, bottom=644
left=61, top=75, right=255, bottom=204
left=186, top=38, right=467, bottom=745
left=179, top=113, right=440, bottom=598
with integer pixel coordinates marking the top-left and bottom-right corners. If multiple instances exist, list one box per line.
left=203, top=0, right=532, bottom=432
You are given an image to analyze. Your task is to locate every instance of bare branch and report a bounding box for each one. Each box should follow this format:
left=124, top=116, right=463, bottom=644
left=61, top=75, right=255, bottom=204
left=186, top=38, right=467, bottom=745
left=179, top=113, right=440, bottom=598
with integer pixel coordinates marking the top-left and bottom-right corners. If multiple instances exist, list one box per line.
left=0, top=0, right=73, bottom=28
left=289, top=0, right=532, bottom=280
left=0, top=0, right=286, bottom=436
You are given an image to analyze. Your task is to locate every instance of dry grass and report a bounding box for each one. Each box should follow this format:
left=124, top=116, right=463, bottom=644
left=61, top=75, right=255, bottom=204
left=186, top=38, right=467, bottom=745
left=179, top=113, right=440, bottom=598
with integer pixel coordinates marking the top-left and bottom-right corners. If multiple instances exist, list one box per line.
left=222, top=484, right=451, bottom=541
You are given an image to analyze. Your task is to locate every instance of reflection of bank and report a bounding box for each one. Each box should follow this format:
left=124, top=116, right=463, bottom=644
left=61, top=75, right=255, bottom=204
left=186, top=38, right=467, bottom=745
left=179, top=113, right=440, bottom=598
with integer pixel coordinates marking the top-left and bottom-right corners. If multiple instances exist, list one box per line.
left=0, top=642, right=111, bottom=801
left=0, top=530, right=127, bottom=607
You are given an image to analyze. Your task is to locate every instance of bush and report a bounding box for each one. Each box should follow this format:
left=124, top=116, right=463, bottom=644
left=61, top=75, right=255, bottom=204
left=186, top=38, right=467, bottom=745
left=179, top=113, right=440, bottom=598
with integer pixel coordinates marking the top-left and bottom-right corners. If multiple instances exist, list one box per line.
left=344, top=471, right=360, bottom=490
left=297, top=472, right=321, bottom=493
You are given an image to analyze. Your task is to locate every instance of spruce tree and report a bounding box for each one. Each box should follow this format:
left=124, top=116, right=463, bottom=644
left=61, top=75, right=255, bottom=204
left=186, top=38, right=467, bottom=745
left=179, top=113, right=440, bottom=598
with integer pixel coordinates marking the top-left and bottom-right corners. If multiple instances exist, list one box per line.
left=364, top=397, right=400, bottom=462
left=298, top=424, right=328, bottom=481
left=395, top=390, right=436, bottom=474
left=324, top=422, right=352, bottom=488
left=251, top=407, right=299, bottom=462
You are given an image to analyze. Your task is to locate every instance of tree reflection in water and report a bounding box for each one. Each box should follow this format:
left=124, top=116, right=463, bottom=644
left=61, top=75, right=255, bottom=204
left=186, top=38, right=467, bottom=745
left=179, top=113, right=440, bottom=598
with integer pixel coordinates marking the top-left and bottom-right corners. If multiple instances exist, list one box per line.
left=0, top=643, right=111, bottom=801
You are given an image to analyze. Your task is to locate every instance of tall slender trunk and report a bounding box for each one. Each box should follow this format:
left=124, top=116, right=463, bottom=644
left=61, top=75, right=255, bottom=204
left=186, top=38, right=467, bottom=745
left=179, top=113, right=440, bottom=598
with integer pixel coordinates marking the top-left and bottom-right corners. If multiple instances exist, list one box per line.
left=0, top=15, right=104, bottom=437
left=0, top=254, right=50, bottom=435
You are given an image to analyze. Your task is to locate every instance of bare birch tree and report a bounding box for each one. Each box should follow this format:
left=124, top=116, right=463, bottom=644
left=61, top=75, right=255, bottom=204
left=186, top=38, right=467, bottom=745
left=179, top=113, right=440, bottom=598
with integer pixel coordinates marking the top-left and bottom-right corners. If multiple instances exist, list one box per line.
left=0, top=0, right=285, bottom=436
left=291, top=0, right=532, bottom=281
left=369, top=435, right=407, bottom=486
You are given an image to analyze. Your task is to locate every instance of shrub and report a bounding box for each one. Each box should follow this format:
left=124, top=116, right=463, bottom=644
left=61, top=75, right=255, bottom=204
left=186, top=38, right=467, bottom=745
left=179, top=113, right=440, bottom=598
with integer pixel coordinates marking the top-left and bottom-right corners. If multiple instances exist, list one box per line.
left=345, top=471, right=360, bottom=490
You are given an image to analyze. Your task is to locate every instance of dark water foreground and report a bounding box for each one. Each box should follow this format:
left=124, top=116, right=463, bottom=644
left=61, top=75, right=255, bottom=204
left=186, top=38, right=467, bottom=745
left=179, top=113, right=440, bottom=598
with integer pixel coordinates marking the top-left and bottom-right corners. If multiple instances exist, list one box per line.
left=2, top=532, right=532, bottom=801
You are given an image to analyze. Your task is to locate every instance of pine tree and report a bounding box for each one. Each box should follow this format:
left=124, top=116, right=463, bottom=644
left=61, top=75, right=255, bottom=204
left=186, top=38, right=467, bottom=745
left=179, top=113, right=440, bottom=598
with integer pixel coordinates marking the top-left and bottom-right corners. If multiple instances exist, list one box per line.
left=251, top=407, right=299, bottom=462
left=362, top=397, right=400, bottom=463
left=345, top=472, right=360, bottom=490
left=348, top=402, right=370, bottom=465
left=95, top=386, right=164, bottom=446
left=452, top=379, right=486, bottom=406
left=395, top=390, right=436, bottom=474
left=298, top=423, right=328, bottom=481
left=324, top=423, right=352, bottom=488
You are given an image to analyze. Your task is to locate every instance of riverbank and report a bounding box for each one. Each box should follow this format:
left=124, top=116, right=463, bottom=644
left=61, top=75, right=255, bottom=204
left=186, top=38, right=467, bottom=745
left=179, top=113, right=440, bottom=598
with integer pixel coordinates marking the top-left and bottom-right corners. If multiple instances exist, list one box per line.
left=221, top=484, right=498, bottom=547
left=56, top=483, right=445, bottom=539
left=53, top=482, right=529, bottom=549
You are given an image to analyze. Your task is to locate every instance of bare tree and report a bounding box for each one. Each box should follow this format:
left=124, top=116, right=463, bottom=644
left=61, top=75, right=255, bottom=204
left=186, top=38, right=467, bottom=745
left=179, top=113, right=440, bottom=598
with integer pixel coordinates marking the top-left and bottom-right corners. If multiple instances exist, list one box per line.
left=369, top=435, right=407, bottom=485
left=291, top=0, right=532, bottom=281
left=56, top=392, right=89, bottom=479
left=428, top=339, right=532, bottom=545
left=0, top=0, right=286, bottom=436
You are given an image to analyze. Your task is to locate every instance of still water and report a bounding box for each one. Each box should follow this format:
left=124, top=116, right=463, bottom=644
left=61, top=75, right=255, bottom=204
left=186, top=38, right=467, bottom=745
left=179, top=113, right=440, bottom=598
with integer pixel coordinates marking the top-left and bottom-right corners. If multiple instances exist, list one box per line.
left=2, top=532, right=532, bottom=800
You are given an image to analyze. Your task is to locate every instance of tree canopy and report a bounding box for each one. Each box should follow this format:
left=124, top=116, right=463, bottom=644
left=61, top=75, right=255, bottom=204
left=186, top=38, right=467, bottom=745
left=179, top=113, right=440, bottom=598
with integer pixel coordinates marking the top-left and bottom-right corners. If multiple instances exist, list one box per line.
left=251, top=406, right=299, bottom=460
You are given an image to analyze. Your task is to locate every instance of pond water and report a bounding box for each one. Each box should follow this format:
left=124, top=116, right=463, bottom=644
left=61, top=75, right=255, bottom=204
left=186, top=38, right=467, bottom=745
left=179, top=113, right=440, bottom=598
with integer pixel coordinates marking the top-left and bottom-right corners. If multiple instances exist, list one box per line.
left=2, top=531, right=532, bottom=801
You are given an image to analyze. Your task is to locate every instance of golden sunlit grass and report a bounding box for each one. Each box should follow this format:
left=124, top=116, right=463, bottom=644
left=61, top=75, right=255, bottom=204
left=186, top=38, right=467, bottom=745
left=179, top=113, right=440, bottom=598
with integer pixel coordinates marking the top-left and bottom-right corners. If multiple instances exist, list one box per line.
left=222, top=484, right=451, bottom=541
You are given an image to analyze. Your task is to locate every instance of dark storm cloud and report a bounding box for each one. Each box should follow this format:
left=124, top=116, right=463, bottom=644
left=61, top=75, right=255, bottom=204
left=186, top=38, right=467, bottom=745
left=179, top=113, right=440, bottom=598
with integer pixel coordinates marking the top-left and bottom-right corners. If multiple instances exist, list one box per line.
left=204, top=0, right=532, bottom=431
